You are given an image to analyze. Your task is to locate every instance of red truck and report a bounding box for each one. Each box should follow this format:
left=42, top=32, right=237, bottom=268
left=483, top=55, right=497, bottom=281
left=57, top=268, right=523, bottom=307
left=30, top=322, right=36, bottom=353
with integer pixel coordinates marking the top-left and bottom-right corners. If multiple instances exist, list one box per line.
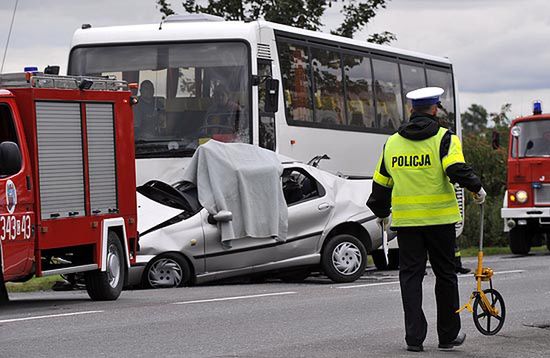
left=501, top=102, right=550, bottom=254
left=0, top=70, right=137, bottom=301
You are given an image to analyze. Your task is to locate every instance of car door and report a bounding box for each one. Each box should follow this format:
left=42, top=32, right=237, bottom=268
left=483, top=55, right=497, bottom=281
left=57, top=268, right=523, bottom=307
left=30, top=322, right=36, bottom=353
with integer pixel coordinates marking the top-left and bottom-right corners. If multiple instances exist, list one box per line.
left=278, top=167, right=333, bottom=261
left=202, top=209, right=281, bottom=272
left=0, top=100, right=35, bottom=280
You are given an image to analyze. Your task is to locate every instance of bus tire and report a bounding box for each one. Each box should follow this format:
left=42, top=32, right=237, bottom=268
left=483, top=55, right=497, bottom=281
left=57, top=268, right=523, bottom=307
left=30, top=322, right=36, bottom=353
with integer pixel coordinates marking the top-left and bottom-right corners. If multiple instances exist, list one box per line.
left=372, top=248, right=399, bottom=270
left=85, top=231, right=125, bottom=301
left=322, top=234, right=366, bottom=283
left=509, top=226, right=531, bottom=255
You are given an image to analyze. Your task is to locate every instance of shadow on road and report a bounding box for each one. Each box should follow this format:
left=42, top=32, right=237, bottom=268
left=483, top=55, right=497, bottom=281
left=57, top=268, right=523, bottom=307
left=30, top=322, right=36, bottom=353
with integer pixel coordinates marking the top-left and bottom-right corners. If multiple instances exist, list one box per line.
left=0, top=296, right=91, bottom=313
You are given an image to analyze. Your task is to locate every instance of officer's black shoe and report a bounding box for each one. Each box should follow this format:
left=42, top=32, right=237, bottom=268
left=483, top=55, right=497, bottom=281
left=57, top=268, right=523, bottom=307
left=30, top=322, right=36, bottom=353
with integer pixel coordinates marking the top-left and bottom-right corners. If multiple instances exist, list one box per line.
left=406, top=344, right=423, bottom=352
left=456, top=267, right=471, bottom=274
left=438, top=331, right=466, bottom=350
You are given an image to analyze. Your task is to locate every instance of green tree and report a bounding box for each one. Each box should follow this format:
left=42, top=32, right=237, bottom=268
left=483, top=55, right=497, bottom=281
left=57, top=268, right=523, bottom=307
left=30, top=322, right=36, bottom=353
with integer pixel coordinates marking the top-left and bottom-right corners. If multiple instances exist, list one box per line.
left=157, top=0, right=396, bottom=44
left=461, top=103, right=488, bottom=135
left=460, top=103, right=510, bottom=247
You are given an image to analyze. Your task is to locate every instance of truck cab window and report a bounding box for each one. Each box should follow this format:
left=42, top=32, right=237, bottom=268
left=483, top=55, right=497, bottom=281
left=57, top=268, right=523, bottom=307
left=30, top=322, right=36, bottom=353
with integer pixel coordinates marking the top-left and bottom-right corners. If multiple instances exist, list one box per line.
left=0, top=104, right=18, bottom=144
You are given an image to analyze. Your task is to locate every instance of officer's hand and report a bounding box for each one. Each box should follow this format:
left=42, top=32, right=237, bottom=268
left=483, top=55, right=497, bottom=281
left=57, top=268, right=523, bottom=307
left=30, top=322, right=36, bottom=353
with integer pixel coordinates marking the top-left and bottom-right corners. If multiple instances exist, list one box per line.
left=376, top=216, right=391, bottom=231
left=473, top=187, right=487, bottom=205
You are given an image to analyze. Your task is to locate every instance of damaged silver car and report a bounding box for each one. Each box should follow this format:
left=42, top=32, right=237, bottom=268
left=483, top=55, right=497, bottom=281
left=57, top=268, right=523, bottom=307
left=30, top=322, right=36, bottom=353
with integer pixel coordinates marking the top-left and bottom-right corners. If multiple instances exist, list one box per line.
left=130, top=143, right=392, bottom=288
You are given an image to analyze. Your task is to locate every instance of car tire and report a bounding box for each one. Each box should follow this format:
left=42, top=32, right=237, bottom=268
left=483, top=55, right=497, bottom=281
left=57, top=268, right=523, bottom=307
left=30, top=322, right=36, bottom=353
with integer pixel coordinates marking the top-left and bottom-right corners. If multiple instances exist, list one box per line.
left=85, top=231, right=125, bottom=301
left=372, top=248, right=399, bottom=270
left=509, top=226, right=531, bottom=255
left=142, top=253, right=191, bottom=289
left=322, top=234, right=367, bottom=283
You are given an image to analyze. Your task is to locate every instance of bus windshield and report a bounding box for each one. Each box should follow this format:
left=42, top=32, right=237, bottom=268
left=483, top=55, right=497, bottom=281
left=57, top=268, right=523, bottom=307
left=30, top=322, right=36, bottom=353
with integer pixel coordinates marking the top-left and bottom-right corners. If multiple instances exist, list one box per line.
left=69, top=42, right=251, bottom=158
left=512, top=120, right=550, bottom=157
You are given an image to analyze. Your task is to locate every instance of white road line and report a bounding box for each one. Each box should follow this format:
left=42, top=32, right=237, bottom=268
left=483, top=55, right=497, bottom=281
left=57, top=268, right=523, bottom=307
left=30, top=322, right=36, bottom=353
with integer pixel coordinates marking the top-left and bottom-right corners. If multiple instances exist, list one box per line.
left=338, top=281, right=400, bottom=289
left=495, top=269, right=525, bottom=275
left=0, top=310, right=103, bottom=324
left=172, top=291, right=296, bottom=305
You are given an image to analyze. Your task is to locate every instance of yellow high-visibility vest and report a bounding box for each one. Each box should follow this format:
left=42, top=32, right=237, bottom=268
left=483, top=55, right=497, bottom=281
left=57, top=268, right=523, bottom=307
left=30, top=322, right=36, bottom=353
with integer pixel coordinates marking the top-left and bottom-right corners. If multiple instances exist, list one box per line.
left=373, top=127, right=465, bottom=227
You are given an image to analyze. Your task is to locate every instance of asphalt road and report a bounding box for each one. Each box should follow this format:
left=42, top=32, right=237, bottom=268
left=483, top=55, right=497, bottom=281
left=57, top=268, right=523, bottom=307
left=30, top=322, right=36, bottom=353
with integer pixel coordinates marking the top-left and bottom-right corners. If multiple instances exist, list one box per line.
left=1, top=252, right=550, bottom=358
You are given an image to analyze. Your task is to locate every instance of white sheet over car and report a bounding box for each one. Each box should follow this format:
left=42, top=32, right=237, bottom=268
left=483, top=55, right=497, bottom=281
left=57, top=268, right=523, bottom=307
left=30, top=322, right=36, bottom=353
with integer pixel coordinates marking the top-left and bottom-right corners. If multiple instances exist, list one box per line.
left=182, top=140, right=288, bottom=242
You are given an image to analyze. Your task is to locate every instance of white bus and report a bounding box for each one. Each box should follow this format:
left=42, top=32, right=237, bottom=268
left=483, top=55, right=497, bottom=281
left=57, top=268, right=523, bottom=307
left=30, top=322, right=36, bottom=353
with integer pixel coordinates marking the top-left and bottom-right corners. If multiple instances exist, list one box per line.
left=68, top=14, right=461, bottom=184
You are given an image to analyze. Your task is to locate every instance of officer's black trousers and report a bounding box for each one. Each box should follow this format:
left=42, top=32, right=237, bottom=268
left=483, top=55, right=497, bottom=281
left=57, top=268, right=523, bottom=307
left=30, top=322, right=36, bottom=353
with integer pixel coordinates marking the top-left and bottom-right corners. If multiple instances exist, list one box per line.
left=397, top=224, right=460, bottom=346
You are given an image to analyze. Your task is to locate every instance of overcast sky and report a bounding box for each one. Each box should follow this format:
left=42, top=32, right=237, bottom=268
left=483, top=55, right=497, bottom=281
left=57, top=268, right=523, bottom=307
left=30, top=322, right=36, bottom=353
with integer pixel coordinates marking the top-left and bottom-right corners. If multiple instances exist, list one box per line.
left=1, top=0, right=549, bottom=118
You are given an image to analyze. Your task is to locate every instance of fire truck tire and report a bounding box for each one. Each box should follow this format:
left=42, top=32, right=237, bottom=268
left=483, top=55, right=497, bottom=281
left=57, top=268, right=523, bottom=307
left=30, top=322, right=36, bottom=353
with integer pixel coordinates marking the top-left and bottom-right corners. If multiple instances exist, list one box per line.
left=509, top=227, right=531, bottom=255
left=0, top=244, right=8, bottom=302
left=546, top=231, right=550, bottom=252
left=85, top=232, right=125, bottom=301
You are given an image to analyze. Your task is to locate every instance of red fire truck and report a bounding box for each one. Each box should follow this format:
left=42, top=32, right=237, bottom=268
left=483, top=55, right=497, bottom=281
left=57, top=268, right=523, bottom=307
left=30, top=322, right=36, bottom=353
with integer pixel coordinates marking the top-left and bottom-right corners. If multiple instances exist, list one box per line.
left=0, top=70, right=137, bottom=301
left=501, top=102, right=550, bottom=254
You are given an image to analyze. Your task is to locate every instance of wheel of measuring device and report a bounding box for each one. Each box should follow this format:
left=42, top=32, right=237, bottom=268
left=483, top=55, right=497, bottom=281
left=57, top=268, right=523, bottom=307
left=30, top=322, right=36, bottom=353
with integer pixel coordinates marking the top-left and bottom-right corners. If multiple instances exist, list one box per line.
left=472, top=288, right=506, bottom=335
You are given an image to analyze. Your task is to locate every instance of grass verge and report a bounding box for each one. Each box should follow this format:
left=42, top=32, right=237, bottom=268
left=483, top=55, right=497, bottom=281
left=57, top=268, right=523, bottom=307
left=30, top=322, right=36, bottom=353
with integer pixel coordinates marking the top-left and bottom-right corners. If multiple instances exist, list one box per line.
left=460, top=245, right=548, bottom=257
left=6, top=275, right=62, bottom=293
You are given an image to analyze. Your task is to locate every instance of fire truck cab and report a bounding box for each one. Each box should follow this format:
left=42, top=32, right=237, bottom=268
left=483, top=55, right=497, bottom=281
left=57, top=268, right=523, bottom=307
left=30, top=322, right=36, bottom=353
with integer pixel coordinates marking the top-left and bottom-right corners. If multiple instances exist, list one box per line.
left=501, top=102, right=550, bottom=255
left=0, top=70, right=137, bottom=301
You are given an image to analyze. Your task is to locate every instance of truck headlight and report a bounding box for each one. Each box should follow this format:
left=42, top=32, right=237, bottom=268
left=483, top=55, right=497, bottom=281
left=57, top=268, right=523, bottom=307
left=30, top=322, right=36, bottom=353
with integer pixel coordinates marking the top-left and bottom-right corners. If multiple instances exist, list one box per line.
left=516, top=190, right=528, bottom=203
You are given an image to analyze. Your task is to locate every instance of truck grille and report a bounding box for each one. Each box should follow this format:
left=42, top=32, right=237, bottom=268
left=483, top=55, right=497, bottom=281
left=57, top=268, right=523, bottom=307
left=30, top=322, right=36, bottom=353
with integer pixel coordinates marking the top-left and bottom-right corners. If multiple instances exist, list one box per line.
left=534, top=184, right=550, bottom=205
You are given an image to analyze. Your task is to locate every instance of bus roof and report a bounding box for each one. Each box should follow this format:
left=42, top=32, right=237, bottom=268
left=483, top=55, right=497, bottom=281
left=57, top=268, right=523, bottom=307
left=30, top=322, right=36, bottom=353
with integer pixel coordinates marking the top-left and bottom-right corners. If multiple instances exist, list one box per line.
left=71, top=19, right=452, bottom=66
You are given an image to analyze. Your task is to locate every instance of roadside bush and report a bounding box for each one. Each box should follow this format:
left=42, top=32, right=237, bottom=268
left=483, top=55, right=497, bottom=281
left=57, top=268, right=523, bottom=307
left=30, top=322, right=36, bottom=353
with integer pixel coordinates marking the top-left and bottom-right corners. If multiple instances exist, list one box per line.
left=460, top=128, right=509, bottom=248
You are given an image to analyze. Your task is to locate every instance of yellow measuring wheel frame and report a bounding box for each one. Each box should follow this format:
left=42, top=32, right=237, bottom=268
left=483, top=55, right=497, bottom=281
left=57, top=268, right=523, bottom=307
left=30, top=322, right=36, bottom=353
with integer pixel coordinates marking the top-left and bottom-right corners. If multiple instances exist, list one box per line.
left=456, top=204, right=506, bottom=335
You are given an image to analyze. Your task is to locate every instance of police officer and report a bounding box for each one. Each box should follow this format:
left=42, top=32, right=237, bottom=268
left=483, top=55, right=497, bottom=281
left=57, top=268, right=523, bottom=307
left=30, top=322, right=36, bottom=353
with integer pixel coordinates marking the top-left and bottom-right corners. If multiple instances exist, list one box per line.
left=367, top=87, right=486, bottom=352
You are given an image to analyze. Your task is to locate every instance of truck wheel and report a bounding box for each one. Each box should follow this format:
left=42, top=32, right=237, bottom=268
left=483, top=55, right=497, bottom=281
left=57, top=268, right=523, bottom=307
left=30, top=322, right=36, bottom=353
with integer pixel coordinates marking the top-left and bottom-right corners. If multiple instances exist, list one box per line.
left=85, top=231, right=125, bottom=301
left=546, top=231, right=550, bottom=252
left=322, top=234, right=366, bottom=283
left=0, top=244, right=8, bottom=303
left=509, top=226, right=531, bottom=255
left=372, top=248, right=399, bottom=270
left=142, top=253, right=191, bottom=289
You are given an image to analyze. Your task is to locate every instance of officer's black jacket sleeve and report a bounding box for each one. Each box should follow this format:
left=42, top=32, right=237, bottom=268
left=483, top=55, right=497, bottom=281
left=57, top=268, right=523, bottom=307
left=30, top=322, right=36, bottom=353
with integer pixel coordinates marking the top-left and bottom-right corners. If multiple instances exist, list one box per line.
left=440, top=131, right=483, bottom=193
left=367, top=182, right=392, bottom=218
left=367, top=146, right=392, bottom=218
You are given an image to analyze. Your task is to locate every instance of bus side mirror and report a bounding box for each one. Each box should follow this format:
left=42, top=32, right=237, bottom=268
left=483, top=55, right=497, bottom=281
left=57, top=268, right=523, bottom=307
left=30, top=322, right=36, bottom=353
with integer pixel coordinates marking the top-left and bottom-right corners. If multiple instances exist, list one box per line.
left=0, top=142, right=22, bottom=177
left=264, top=79, right=279, bottom=114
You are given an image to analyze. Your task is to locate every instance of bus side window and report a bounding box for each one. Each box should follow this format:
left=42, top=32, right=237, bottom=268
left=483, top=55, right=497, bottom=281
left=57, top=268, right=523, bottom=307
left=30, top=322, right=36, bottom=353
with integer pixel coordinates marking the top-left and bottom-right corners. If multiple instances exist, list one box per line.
left=258, top=61, right=276, bottom=151
left=372, top=59, right=403, bottom=131
left=400, top=63, right=427, bottom=118
left=427, top=68, right=456, bottom=130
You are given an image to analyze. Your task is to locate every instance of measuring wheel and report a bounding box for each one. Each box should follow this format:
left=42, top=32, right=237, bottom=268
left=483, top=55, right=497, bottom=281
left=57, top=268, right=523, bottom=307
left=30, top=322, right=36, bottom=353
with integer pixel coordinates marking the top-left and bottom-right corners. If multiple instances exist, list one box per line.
left=472, top=288, right=506, bottom=335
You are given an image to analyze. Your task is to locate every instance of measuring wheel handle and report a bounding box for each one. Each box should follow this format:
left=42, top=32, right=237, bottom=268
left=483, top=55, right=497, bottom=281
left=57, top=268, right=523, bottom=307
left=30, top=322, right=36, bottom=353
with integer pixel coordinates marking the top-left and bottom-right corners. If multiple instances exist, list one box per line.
left=472, top=288, right=506, bottom=335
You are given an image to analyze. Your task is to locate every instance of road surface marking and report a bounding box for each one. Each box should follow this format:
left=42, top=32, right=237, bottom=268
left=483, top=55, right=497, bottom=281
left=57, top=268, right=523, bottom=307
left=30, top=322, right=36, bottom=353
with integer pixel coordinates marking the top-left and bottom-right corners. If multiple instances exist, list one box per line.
left=0, top=310, right=103, bottom=324
left=172, top=291, right=296, bottom=305
left=458, top=269, right=525, bottom=278
left=338, top=281, right=400, bottom=289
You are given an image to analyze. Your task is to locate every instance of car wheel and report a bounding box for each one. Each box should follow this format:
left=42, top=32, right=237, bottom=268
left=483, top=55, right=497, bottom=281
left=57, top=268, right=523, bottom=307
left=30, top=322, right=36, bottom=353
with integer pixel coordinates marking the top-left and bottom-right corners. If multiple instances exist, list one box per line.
left=85, top=231, right=125, bottom=301
left=509, top=226, right=531, bottom=255
left=372, top=248, right=399, bottom=270
left=142, top=253, right=191, bottom=289
left=322, top=234, right=366, bottom=283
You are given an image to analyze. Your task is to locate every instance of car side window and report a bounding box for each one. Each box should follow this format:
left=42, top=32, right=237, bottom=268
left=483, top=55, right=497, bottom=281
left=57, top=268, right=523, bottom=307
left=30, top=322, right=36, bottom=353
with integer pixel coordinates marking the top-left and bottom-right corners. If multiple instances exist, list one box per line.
left=282, top=168, right=324, bottom=206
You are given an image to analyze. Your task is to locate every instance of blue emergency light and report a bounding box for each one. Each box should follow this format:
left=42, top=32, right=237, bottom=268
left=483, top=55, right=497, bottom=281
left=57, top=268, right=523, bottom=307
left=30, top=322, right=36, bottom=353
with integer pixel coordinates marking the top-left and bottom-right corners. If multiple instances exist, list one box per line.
left=533, top=100, right=542, bottom=115
left=24, top=66, right=38, bottom=72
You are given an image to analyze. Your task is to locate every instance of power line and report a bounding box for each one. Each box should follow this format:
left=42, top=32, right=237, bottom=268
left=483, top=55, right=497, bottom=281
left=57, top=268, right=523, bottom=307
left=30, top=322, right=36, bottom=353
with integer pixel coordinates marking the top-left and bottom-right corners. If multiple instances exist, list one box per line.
left=1, top=0, right=19, bottom=73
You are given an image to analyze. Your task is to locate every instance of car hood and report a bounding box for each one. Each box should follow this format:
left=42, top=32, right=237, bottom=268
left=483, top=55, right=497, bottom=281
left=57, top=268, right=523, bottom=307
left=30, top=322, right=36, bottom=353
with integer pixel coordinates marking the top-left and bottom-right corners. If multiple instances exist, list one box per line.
left=137, top=192, right=184, bottom=233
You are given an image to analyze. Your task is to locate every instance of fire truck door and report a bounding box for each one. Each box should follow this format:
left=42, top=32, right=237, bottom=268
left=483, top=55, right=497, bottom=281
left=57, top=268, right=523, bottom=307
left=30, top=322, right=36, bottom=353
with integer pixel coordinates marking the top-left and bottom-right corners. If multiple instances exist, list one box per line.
left=0, top=101, right=35, bottom=279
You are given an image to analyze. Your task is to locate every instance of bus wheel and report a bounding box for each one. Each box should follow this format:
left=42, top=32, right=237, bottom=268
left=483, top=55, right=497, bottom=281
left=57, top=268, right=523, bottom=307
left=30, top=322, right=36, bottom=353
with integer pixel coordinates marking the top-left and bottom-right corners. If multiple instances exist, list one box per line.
left=509, top=226, right=531, bottom=255
left=85, top=231, right=125, bottom=301
left=322, top=234, right=366, bottom=283
left=372, top=248, right=399, bottom=270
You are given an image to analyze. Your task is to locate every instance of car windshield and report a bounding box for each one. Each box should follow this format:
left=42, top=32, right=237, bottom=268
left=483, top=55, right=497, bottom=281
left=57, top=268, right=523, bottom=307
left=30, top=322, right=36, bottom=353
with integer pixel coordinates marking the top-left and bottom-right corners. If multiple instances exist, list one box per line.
left=512, top=120, right=550, bottom=157
left=69, top=42, right=251, bottom=158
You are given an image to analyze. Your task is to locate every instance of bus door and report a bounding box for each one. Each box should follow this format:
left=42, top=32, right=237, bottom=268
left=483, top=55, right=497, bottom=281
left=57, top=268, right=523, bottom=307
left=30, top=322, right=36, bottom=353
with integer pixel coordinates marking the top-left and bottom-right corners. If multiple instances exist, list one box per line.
left=258, top=60, right=276, bottom=151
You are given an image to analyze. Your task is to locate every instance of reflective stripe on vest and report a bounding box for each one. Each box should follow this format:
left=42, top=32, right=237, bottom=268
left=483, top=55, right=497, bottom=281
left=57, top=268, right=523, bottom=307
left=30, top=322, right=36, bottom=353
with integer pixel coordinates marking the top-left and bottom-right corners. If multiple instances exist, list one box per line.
left=384, top=127, right=461, bottom=227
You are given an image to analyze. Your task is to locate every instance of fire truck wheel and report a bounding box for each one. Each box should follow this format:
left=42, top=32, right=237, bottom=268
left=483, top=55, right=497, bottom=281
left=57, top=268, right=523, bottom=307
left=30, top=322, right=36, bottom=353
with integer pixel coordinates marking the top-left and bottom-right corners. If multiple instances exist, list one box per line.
left=85, top=232, right=125, bottom=301
left=508, top=226, right=531, bottom=255
left=142, top=253, right=191, bottom=289
left=546, top=231, right=550, bottom=252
